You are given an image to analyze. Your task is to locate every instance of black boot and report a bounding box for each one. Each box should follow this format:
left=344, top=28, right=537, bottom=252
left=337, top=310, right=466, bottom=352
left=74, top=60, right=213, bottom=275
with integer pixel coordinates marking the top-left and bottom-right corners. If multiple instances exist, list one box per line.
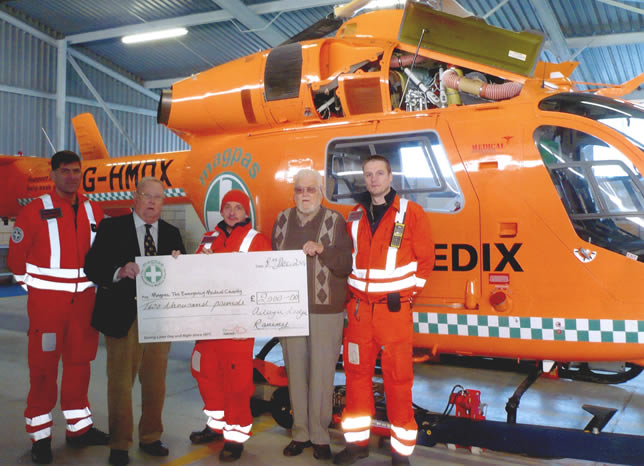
left=219, top=442, right=243, bottom=462
left=333, top=444, right=369, bottom=465
left=66, top=427, right=110, bottom=447
left=391, top=450, right=411, bottom=465
left=31, top=438, right=53, bottom=464
left=189, top=426, right=223, bottom=444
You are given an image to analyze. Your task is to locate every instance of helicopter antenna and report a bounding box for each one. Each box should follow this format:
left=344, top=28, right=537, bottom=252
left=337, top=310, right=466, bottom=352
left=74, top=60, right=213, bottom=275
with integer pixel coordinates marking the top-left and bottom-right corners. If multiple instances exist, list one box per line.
left=41, top=128, right=56, bottom=153
left=399, top=28, right=427, bottom=108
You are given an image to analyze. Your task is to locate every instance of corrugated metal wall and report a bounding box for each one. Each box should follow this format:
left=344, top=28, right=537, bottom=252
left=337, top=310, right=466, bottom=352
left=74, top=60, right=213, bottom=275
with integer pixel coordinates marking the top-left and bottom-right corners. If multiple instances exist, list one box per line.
left=0, top=18, right=57, bottom=156
left=0, top=16, right=188, bottom=159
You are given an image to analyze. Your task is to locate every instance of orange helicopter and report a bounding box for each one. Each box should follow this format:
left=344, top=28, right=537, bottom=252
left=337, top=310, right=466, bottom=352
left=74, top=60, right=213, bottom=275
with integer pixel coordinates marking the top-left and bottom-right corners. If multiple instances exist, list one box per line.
left=2, top=0, right=644, bottom=385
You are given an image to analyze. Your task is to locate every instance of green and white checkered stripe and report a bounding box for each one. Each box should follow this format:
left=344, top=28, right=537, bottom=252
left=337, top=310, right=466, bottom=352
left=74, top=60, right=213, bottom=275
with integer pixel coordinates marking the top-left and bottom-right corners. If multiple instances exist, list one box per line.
left=165, top=188, right=186, bottom=198
left=413, top=312, right=644, bottom=343
left=19, top=188, right=186, bottom=205
left=86, top=188, right=186, bottom=202
left=86, top=192, right=134, bottom=202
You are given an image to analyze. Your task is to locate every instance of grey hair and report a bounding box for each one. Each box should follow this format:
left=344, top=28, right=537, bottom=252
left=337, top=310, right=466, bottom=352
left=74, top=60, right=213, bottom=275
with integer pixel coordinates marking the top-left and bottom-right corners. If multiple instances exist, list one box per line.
left=293, top=169, right=323, bottom=190
left=136, top=176, right=164, bottom=194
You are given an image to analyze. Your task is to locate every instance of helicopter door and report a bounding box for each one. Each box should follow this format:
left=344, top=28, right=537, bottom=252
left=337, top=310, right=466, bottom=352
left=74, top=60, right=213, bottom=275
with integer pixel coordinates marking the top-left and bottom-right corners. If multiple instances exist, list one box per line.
left=324, top=124, right=481, bottom=306
left=531, top=123, right=644, bottom=302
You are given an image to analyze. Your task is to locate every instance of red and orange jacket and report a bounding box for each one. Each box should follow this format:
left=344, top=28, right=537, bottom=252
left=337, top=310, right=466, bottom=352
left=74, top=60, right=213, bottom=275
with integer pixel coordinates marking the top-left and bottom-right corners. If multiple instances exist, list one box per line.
left=8, top=189, right=104, bottom=293
left=196, top=219, right=271, bottom=254
left=346, top=190, right=434, bottom=302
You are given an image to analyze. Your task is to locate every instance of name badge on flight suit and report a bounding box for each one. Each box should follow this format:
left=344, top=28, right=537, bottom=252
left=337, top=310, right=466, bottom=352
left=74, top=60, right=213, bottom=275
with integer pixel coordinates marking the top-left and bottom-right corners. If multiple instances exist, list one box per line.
left=347, top=210, right=363, bottom=223
left=40, top=208, right=62, bottom=220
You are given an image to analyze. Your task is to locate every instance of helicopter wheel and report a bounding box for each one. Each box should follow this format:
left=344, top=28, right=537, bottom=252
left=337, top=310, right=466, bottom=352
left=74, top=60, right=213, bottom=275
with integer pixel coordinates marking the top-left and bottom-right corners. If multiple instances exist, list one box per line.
left=557, top=362, right=643, bottom=384
left=270, top=386, right=293, bottom=429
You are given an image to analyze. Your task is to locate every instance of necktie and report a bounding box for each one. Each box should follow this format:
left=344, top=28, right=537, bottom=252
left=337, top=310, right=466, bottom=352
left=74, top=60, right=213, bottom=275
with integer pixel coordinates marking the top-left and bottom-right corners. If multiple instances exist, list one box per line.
left=144, top=224, right=157, bottom=256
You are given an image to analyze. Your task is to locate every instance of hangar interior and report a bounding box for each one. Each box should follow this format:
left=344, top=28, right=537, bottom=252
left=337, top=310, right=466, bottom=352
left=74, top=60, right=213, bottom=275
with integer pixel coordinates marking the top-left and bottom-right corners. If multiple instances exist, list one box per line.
left=1, top=0, right=643, bottom=464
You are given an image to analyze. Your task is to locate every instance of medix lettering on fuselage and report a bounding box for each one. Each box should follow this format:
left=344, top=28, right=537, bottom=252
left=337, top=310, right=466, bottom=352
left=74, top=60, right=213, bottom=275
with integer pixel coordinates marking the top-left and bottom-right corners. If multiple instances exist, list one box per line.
left=2, top=1, right=644, bottom=381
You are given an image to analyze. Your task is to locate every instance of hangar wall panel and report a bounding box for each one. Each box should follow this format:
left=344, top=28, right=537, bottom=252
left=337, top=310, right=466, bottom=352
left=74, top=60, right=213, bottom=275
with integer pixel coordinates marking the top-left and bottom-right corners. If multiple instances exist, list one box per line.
left=0, top=16, right=188, bottom=159
left=0, top=92, right=56, bottom=157
left=66, top=58, right=156, bottom=110
left=0, top=18, right=56, bottom=92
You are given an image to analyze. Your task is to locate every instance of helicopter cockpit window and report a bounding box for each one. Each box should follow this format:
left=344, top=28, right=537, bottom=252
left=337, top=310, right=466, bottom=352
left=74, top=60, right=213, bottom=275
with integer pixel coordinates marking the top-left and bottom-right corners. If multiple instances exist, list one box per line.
left=535, top=125, right=644, bottom=261
left=326, top=132, right=463, bottom=213
left=539, top=93, right=644, bottom=154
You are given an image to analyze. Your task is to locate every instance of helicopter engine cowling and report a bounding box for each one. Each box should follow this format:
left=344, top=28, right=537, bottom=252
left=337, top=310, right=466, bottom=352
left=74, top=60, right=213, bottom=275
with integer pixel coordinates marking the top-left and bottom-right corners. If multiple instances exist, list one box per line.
left=157, top=52, right=273, bottom=136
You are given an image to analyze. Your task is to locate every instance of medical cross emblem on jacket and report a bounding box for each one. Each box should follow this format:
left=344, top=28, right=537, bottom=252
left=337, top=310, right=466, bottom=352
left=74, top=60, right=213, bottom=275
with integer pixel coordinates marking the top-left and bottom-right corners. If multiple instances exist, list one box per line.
left=144, top=224, right=157, bottom=256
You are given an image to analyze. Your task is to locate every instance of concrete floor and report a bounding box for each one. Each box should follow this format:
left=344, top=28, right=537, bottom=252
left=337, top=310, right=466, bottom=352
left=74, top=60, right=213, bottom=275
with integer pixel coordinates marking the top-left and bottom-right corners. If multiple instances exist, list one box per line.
left=1, top=288, right=642, bottom=465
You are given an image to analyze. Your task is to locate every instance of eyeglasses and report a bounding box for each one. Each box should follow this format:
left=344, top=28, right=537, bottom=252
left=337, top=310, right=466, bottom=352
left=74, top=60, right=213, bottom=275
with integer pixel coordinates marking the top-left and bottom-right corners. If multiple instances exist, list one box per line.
left=294, top=186, right=319, bottom=195
left=138, top=192, right=164, bottom=202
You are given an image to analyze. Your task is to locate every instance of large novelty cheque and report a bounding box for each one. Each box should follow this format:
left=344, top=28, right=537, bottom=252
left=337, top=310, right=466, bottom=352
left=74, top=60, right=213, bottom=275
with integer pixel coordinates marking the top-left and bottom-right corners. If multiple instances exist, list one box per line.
left=135, top=250, right=309, bottom=342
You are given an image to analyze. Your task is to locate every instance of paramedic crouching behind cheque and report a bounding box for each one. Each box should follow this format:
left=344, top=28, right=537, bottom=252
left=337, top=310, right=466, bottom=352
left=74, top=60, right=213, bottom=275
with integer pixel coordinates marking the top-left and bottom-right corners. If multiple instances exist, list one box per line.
left=84, top=177, right=185, bottom=466
left=189, top=189, right=271, bottom=463
left=334, top=155, right=434, bottom=466
left=272, top=169, right=352, bottom=460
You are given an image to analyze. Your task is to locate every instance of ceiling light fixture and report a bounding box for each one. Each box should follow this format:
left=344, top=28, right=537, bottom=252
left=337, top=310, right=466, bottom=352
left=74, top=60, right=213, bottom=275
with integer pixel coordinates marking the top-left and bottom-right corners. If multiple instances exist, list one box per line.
left=122, top=27, right=188, bottom=44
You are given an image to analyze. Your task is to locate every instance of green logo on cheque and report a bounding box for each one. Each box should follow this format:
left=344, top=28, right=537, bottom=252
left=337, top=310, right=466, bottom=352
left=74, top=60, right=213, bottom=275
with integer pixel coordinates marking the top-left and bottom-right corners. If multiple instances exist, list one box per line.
left=142, top=260, right=166, bottom=286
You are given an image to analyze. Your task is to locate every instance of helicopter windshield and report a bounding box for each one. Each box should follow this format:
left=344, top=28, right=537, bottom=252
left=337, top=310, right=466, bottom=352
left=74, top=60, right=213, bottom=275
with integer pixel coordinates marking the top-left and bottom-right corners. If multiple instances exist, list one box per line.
left=539, top=93, right=644, bottom=153
left=535, top=125, right=644, bottom=261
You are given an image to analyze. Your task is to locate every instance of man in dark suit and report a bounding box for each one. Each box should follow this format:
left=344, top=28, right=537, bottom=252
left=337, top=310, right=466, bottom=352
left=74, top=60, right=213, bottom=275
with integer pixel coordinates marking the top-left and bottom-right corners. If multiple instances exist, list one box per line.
left=84, top=176, right=185, bottom=466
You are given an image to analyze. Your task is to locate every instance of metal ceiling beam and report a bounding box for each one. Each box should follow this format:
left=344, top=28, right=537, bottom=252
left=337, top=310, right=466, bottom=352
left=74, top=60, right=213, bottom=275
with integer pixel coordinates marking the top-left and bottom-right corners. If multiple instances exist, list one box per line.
left=144, top=78, right=187, bottom=89
left=66, top=0, right=337, bottom=45
left=597, top=0, right=644, bottom=15
left=0, top=84, right=155, bottom=116
left=56, top=40, right=67, bottom=150
left=0, top=9, right=56, bottom=46
left=1, top=9, right=159, bottom=101
left=68, top=54, right=142, bottom=154
left=549, top=31, right=644, bottom=50
left=68, top=49, right=159, bottom=101
left=67, top=10, right=230, bottom=44
left=528, top=0, right=571, bottom=62
left=211, top=0, right=287, bottom=47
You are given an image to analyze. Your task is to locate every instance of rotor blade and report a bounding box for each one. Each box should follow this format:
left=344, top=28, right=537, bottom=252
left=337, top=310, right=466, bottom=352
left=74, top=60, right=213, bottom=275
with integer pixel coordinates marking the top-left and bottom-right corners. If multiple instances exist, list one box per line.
left=279, top=15, right=343, bottom=46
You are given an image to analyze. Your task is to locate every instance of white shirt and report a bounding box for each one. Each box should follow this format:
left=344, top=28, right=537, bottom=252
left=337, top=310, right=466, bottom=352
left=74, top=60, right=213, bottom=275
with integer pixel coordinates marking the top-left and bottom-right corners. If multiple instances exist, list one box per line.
left=132, top=211, right=159, bottom=256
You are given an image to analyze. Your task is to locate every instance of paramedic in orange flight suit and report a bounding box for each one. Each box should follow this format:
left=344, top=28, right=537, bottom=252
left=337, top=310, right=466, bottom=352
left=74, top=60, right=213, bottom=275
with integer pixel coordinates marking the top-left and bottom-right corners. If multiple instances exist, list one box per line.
left=188, top=189, right=271, bottom=462
left=333, top=155, right=434, bottom=466
left=8, top=151, right=110, bottom=464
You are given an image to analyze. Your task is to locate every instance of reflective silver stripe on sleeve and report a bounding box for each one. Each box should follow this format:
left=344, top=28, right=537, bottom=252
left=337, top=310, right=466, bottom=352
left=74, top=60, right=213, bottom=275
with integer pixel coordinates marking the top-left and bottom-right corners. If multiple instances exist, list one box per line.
left=351, top=219, right=359, bottom=273
left=347, top=277, right=367, bottom=291
left=83, top=201, right=97, bottom=245
left=66, top=417, right=93, bottom=432
left=222, top=423, right=252, bottom=443
left=365, top=275, right=417, bottom=293
left=23, top=276, right=95, bottom=292
left=239, top=229, right=258, bottom=253
left=368, top=262, right=417, bottom=279
left=26, top=263, right=86, bottom=279
left=29, top=427, right=52, bottom=441
left=63, top=407, right=91, bottom=420
left=40, top=195, right=61, bottom=269
left=385, top=198, right=408, bottom=274
left=25, top=413, right=53, bottom=426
